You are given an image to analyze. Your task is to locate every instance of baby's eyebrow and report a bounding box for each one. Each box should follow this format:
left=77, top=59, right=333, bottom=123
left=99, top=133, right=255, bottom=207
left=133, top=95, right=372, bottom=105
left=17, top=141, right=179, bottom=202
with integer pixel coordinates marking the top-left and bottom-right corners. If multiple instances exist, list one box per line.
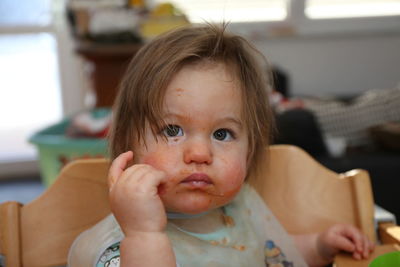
left=220, top=117, right=243, bottom=129
left=163, top=113, right=243, bottom=128
left=163, top=112, right=191, bottom=122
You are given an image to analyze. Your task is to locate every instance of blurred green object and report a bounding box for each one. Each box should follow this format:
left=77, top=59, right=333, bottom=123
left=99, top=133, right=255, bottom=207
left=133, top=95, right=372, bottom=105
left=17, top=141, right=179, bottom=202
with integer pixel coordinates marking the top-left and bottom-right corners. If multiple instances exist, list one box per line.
left=369, top=251, right=400, bottom=267
left=29, top=109, right=109, bottom=187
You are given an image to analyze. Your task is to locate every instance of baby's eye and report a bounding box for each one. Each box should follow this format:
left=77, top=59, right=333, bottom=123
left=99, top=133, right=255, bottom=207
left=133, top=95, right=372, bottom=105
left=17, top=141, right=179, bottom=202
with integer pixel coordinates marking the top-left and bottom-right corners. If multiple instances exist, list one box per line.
left=213, top=129, right=234, bottom=141
left=162, top=124, right=183, bottom=137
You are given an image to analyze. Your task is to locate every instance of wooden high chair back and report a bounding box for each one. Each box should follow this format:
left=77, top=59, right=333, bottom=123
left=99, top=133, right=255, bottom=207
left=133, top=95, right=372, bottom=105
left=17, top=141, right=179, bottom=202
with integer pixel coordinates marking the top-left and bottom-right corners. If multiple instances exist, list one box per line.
left=250, top=144, right=376, bottom=243
left=0, top=145, right=391, bottom=267
left=0, top=159, right=111, bottom=267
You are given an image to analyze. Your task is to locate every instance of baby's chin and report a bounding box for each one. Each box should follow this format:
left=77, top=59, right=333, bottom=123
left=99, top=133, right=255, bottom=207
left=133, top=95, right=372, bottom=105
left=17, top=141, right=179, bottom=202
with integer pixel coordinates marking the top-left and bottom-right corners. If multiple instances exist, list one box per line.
left=162, top=192, right=235, bottom=215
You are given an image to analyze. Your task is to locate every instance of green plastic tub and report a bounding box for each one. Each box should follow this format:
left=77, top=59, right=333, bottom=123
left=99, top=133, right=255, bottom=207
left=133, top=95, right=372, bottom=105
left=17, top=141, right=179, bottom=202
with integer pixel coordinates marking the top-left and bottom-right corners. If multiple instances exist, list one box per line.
left=29, top=109, right=109, bottom=186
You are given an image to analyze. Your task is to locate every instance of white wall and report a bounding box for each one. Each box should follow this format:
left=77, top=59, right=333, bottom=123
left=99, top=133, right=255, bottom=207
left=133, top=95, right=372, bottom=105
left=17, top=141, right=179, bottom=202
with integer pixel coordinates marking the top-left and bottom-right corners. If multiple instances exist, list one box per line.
left=63, top=32, right=400, bottom=109
left=253, top=33, right=400, bottom=98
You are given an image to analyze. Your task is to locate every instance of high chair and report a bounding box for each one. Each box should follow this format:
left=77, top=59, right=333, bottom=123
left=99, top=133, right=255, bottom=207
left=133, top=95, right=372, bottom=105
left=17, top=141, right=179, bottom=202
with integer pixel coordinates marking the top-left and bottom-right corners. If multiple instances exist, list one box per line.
left=0, top=159, right=111, bottom=267
left=0, top=145, right=399, bottom=267
left=249, top=145, right=400, bottom=266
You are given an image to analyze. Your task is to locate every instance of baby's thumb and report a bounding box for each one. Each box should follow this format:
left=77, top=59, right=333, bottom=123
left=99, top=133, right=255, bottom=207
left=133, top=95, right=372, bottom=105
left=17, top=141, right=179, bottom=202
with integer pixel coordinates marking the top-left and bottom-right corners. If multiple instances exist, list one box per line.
left=108, top=151, right=134, bottom=190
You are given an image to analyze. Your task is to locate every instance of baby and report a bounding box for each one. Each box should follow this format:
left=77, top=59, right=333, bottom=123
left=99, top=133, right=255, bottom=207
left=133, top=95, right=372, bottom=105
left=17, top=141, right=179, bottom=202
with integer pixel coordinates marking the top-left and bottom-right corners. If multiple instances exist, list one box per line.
left=68, top=24, right=374, bottom=267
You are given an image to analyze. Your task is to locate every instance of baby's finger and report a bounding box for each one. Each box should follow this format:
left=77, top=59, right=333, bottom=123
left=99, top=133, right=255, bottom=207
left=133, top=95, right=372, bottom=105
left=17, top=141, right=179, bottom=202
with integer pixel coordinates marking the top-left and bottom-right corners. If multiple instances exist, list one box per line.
left=332, top=235, right=356, bottom=252
left=340, top=226, right=363, bottom=252
left=353, top=251, right=362, bottom=260
left=108, top=151, right=134, bottom=189
left=114, top=164, right=155, bottom=188
left=369, top=240, right=375, bottom=252
left=135, top=169, right=167, bottom=196
left=361, top=236, right=373, bottom=258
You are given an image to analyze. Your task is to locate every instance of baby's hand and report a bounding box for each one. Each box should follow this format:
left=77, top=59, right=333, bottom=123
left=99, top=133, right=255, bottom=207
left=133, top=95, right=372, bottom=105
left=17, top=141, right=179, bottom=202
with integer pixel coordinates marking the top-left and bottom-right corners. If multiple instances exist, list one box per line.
left=108, top=151, right=168, bottom=237
left=317, top=224, right=375, bottom=262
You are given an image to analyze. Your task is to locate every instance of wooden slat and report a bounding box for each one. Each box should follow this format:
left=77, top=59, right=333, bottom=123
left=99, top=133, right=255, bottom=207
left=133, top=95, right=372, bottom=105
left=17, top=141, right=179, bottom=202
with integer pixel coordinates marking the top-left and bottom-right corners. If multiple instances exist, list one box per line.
left=0, top=201, right=22, bottom=267
left=346, top=169, right=376, bottom=243
left=379, top=222, right=400, bottom=245
left=20, top=159, right=111, bottom=267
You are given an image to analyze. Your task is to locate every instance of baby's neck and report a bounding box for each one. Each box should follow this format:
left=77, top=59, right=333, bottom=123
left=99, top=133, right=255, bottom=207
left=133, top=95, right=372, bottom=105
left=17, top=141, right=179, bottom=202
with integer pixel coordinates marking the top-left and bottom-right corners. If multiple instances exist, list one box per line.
left=169, top=208, right=226, bottom=234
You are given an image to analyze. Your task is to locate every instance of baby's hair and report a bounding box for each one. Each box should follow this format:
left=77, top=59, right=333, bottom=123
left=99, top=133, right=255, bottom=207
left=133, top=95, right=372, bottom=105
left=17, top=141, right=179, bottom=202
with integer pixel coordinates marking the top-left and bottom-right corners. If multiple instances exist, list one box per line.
left=109, top=23, right=275, bottom=175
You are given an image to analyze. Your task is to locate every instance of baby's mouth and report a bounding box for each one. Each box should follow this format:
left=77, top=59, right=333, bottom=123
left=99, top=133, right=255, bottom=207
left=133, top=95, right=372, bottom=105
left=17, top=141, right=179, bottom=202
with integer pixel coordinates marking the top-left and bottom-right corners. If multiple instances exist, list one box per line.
left=177, top=173, right=225, bottom=197
left=180, top=173, right=213, bottom=188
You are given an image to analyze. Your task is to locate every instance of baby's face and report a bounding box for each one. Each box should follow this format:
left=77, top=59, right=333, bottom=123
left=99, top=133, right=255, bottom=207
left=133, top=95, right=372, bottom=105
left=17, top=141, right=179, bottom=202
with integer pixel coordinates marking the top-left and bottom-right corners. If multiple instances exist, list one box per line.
left=134, top=62, right=248, bottom=214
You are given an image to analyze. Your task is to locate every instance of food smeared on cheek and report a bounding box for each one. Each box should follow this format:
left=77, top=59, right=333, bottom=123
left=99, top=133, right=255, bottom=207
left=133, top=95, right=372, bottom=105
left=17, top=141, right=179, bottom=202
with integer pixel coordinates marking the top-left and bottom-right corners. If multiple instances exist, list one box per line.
left=179, top=169, right=191, bottom=176
left=203, top=159, right=246, bottom=208
left=219, top=186, right=242, bottom=199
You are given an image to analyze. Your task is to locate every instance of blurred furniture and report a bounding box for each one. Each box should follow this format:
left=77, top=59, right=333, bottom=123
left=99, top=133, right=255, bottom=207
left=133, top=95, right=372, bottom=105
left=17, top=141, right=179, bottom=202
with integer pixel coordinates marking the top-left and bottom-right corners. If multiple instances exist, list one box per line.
left=76, top=40, right=142, bottom=107
left=1, top=145, right=399, bottom=266
left=275, top=108, right=400, bottom=221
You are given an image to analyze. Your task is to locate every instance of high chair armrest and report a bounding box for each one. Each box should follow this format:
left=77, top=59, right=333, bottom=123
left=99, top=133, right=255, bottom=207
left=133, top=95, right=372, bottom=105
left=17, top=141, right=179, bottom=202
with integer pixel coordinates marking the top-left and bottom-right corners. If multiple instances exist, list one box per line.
left=334, top=222, right=400, bottom=266
left=378, top=222, right=400, bottom=245
left=333, top=218, right=400, bottom=266
left=334, top=206, right=399, bottom=267
left=0, top=201, right=22, bottom=267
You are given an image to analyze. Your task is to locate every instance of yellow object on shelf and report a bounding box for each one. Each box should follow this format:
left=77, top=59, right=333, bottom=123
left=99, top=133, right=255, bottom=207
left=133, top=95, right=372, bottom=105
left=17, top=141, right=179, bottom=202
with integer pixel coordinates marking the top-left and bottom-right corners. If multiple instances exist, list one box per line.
left=140, top=2, right=190, bottom=39
left=128, top=0, right=145, bottom=8
left=141, top=16, right=190, bottom=39
left=151, top=3, right=176, bottom=16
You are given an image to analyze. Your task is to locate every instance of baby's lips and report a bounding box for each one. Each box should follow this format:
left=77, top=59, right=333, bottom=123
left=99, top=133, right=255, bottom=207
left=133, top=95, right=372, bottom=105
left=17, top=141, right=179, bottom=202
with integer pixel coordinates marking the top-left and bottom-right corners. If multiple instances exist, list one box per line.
left=181, top=173, right=213, bottom=184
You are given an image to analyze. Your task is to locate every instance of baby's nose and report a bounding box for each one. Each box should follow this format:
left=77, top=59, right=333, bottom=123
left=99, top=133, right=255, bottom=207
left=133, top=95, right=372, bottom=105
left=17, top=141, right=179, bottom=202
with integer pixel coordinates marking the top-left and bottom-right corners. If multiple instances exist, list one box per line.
left=183, top=139, right=213, bottom=165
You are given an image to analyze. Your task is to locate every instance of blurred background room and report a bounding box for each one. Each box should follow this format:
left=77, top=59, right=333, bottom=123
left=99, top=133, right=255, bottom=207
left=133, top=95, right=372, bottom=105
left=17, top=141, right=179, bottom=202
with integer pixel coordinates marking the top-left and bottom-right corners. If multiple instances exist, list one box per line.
left=0, top=0, right=399, bottom=218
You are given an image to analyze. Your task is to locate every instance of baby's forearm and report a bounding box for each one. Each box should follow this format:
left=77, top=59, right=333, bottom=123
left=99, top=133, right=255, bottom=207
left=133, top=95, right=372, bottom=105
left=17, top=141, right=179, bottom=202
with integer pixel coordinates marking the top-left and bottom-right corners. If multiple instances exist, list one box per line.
left=120, top=232, right=176, bottom=267
left=292, top=234, right=329, bottom=267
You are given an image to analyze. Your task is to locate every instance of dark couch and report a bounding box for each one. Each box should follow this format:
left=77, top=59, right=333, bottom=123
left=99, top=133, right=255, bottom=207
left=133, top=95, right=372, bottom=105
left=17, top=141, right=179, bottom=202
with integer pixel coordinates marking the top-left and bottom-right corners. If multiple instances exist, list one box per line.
left=274, top=108, right=400, bottom=220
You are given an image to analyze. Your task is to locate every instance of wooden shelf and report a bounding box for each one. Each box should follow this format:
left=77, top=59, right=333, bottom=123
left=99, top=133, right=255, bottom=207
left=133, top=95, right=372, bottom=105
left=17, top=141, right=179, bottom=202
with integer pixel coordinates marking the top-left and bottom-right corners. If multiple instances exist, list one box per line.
left=75, top=40, right=143, bottom=107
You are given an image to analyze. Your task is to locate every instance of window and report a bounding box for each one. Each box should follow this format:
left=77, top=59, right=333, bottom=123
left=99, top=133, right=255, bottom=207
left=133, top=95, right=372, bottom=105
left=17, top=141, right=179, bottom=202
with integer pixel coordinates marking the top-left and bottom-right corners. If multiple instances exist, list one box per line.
left=150, top=0, right=400, bottom=36
left=151, top=0, right=288, bottom=23
left=0, top=0, right=62, bottom=165
left=0, top=34, right=61, bottom=162
left=306, top=0, right=400, bottom=19
left=0, top=0, right=52, bottom=27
